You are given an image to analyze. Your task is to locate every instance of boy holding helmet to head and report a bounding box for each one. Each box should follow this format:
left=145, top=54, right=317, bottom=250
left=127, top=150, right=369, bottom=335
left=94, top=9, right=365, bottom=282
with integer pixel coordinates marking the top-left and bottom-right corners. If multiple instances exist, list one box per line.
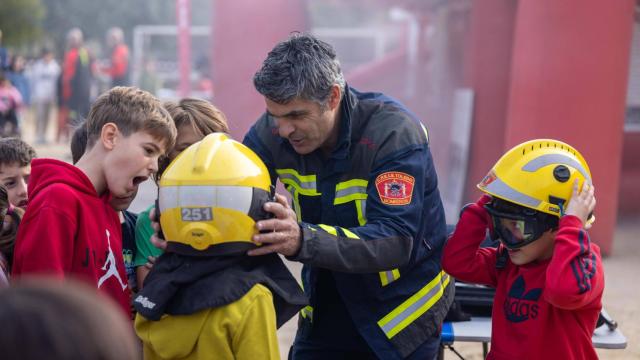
left=442, top=139, right=602, bottom=360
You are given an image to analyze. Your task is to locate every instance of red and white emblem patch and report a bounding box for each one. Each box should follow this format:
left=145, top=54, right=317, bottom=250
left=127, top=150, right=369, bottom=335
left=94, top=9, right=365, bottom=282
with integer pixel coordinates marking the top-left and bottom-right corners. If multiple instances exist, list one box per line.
left=375, top=172, right=415, bottom=206
left=478, top=170, right=497, bottom=189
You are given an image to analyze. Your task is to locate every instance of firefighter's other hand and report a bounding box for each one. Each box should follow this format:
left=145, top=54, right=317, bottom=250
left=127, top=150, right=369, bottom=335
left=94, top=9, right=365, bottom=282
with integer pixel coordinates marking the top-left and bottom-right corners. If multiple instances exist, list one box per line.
left=249, top=193, right=301, bottom=257
left=149, top=207, right=168, bottom=250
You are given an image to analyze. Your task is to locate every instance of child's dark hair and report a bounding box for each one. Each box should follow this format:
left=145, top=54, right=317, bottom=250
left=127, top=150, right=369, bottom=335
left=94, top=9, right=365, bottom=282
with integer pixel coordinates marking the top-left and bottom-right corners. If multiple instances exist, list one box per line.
left=70, top=121, right=88, bottom=164
left=0, top=138, right=36, bottom=167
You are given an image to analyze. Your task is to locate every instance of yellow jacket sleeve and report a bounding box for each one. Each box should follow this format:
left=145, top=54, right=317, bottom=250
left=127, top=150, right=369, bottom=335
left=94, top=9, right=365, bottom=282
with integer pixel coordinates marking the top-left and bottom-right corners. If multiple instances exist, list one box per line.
left=233, top=284, right=280, bottom=360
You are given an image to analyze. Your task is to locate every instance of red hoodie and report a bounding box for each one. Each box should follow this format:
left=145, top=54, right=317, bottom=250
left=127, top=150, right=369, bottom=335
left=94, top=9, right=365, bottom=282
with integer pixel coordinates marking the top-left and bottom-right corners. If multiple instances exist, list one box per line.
left=442, top=196, right=603, bottom=360
left=12, top=158, right=131, bottom=315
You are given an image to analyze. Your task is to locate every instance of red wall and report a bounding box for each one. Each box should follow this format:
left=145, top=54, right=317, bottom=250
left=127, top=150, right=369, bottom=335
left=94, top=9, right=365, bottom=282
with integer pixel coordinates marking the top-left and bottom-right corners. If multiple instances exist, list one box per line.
left=210, top=0, right=308, bottom=141
left=463, top=0, right=518, bottom=202
left=504, top=0, right=635, bottom=255
left=618, top=132, right=640, bottom=215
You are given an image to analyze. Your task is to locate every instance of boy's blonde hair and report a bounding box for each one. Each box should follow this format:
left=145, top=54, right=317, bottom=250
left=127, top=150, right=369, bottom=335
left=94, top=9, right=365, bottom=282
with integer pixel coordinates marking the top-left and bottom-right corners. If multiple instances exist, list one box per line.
left=86, top=87, right=176, bottom=152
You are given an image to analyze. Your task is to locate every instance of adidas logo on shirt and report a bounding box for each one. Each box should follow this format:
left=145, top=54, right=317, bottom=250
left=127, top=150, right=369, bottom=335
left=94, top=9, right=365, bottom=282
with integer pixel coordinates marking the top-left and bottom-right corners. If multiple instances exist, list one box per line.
left=503, top=275, right=542, bottom=323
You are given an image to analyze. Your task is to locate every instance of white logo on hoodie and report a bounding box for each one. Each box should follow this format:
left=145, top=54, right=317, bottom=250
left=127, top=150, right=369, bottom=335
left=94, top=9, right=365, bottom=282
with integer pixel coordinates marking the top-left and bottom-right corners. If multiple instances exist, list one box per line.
left=97, top=229, right=128, bottom=291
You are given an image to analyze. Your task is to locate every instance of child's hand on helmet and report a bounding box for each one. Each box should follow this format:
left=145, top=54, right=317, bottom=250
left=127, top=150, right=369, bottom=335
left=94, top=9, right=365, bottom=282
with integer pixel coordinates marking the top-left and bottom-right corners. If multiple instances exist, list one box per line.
left=565, top=180, right=596, bottom=228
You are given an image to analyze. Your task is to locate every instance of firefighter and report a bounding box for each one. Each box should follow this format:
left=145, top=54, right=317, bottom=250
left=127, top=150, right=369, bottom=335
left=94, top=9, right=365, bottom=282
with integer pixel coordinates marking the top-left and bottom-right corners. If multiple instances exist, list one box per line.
left=243, top=33, right=452, bottom=359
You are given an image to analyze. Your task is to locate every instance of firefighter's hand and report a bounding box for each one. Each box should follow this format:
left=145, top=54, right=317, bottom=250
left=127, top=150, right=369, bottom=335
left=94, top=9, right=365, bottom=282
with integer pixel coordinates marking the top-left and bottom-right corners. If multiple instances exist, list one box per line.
left=149, top=207, right=168, bottom=250
left=565, top=180, right=596, bottom=228
left=249, top=193, right=301, bottom=257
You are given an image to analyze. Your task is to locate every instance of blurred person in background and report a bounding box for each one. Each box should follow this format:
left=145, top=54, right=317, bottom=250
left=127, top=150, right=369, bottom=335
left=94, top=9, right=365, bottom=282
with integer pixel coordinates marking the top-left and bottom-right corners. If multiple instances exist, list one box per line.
left=30, top=48, right=61, bottom=144
left=0, top=72, right=22, bottom=137
left=102, top=27, right=130, bottom=87
left=139, top=58, right=161, bottom=96
left=0, top=279, right=139, bottom=360
left=0, top=30, right=8, bottom=71
left=62, top=28, right=94, bottom=128
left=6, top=56, right=30, bottom=109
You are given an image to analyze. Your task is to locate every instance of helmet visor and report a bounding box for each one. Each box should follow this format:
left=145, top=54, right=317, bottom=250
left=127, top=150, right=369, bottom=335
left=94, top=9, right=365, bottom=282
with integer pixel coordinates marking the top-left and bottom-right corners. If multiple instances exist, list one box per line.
left=493, top=216, right=538, bottom=249
left=484, top=198, right=557, bottom=249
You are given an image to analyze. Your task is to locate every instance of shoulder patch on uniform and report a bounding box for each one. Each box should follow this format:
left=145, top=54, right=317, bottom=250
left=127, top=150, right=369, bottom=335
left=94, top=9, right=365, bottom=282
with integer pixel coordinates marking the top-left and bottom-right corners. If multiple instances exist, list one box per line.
left=375, top=172, right=415, bottom=205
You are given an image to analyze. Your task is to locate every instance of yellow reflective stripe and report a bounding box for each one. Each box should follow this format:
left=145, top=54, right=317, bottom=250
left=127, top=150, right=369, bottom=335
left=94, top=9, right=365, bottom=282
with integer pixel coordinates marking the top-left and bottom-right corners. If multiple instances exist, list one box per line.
left=276, top=169, right=320, bottom=196
left=334, top=192, right=368, bottom=205
left=379, top=272, right=390, bottom=287
left=339, top=227, right=359, bottom=239
left=317, top=224, right=338, bottom=236
left=334, top=179, right=368, bottom=205
left=379, top=268, right=401, bottom=287
left=378, top=271, right=451, bottom=339
left=355, top=200, right=367, bottom=226
left=300, top=305, right=314, bottom=321
left=392, top=269, right=400, bottom=280
left=276, top=168, right=317, bottom=182
left=289, top=186, right=302, bottom=221
left=336, top=179, right=368, bottom=191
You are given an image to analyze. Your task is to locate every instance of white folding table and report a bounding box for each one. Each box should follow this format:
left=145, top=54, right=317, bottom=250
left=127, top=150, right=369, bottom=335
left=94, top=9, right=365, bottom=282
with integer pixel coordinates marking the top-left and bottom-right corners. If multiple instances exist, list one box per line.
left=439, top=311, right=627, bottom=359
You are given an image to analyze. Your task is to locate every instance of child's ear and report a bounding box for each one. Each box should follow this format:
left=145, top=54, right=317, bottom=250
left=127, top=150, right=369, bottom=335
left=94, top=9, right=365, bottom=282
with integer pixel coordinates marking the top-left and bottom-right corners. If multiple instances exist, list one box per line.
left=101, top=122, right=119, bottom=150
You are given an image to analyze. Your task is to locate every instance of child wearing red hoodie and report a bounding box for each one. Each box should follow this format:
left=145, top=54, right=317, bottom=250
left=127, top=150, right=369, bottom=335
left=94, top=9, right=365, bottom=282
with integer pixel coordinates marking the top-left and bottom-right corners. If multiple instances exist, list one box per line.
left=12, top=87, right=176, bottom=315
left=442, top=139, right=603, bottom=360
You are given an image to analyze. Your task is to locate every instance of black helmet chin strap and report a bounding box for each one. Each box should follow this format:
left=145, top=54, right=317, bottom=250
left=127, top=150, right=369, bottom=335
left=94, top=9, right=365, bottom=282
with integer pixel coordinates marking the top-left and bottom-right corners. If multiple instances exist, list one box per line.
left=495, top=246, right=508, bottom=269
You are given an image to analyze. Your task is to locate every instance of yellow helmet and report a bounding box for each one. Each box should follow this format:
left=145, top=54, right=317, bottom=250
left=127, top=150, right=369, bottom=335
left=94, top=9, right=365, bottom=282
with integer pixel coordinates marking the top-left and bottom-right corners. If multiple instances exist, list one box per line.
left=477, top=139, right=593, bottom=249
left=158, top=133, right=274, bottom=256
left=478, top=139, right=592, bottom=217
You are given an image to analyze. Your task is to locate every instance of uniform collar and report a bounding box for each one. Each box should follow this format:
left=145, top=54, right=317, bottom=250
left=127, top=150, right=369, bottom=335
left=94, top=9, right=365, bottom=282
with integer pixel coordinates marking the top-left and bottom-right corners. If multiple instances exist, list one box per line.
left=327, top=84, right=359, bottom=166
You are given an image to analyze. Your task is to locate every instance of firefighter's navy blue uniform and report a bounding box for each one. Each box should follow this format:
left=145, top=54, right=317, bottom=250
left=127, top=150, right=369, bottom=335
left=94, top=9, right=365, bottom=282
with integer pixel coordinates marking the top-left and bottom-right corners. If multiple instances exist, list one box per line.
left=243, top=85, right=453, bottom=359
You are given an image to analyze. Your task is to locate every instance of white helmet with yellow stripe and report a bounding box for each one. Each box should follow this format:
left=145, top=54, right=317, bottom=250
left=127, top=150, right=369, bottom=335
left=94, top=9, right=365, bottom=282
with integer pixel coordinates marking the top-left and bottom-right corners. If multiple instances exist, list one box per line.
left=158, top=133, right=273, bottom=256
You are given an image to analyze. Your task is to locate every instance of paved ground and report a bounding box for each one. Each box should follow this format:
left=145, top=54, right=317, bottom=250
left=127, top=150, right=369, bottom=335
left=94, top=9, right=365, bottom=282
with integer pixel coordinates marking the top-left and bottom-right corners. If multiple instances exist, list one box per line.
left=26, top=114, right=637, bottom=359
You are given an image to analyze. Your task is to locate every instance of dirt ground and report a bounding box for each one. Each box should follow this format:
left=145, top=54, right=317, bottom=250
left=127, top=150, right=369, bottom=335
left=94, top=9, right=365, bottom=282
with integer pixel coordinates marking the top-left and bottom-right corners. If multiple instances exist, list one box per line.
left=26, top=114, right=637, bottom=360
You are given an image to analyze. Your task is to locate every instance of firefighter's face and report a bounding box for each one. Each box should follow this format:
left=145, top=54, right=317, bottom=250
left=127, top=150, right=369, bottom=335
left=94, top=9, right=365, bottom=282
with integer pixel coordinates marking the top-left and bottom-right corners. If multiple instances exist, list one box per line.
left=265, top=85, right=342, bottom=156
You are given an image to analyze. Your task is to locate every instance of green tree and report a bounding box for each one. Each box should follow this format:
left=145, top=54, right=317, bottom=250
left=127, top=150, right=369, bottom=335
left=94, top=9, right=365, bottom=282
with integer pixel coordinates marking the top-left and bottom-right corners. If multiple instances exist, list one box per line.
left=0, top=0, right=45, bottom=46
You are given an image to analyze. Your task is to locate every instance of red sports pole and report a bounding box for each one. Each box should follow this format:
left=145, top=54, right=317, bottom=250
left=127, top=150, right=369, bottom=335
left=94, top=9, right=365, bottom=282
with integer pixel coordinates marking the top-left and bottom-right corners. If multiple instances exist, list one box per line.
left=176, top=0, right=191, bottom=97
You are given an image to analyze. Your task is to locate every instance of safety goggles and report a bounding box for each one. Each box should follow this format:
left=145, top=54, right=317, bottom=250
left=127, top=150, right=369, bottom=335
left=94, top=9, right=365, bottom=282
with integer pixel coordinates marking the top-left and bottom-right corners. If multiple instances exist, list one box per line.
left=484, top=198, right=558, bottom=249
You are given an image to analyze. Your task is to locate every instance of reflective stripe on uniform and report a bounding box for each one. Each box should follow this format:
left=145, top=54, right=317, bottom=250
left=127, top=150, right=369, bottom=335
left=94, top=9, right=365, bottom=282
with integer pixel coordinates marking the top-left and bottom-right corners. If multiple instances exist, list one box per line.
left=317, top=221, right=401, bottom=288
left=378, top=271, right=451, bottom=339
left=276, top=169, right=320, bottom=196
left=355, top=200, right=367, bottom=226
left=379, top=269, right=401, bottom=287
left=285, top=184, right=302, bottom=221
left=334, top=179, right=368, bottom=226
left=300, top=305, right=314, bottom=322
left=334, top=179, right=368, bottom=205
left=318, top=224, right=338, bottom=236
